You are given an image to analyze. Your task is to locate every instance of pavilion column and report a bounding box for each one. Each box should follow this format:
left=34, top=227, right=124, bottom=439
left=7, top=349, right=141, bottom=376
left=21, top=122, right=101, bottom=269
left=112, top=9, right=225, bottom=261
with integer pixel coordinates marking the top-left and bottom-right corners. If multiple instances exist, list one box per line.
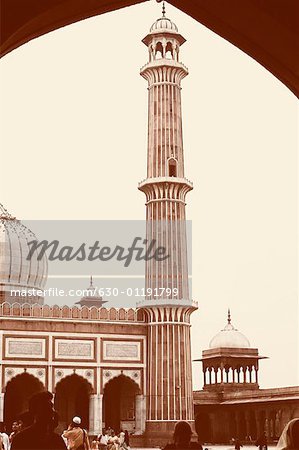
left=264, top=416, right=269, bottom=437
left=275, top=411, right=281, bottom=437
left=203, top=368, right=207, bottom=386
left=255, top=366, right=259, bottom=384
left=220, top=363, right=224, bottom=383
left=235, top=412, right=240, bottom=438
left=135, top=394, right=146, bottom=434
left=225, top=368, right=229, bottom=383
left=248, top=366, right=252, bottom=383
left=0, top=393, right=4, bottom=421
left=245, top=411, right=250, bottom=438
left=214, top=367, right=218, bottom=384
left=232, top=367, right=236, bottom=383
left=89, top=394, right=102, bottom=435
left=256, top=410, right=263, bottom=438
left=243, top=367, right=247, bottom=384
left=208, top=367, right=212, bottom=384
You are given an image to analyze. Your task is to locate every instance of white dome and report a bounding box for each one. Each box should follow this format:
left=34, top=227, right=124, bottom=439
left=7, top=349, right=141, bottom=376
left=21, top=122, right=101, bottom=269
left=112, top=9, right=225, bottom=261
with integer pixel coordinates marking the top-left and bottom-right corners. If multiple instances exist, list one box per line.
left=150, top=17, right=178, bottom=33
left=0, top=204, right=47, bottom=302
left=209, top=312, right=250, bottom=349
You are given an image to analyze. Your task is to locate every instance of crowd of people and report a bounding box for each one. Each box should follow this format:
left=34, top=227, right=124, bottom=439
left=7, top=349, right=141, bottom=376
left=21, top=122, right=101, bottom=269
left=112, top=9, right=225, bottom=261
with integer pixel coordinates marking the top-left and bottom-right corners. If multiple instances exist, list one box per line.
left=0, top=391, right=298, bottom=450
left=61, top=417, right=130, bottom=450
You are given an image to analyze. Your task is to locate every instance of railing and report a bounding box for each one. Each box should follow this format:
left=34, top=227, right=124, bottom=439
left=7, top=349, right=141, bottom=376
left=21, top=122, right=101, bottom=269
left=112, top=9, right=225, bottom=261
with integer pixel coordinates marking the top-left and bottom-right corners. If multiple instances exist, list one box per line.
left=0, top=302, right=145, bottom=322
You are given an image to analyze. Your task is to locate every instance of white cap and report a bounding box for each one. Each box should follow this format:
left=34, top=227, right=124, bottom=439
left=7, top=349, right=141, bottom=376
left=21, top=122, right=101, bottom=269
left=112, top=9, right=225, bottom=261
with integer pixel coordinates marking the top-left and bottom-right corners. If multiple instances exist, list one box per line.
left=72, top=416, right=81, bottom=425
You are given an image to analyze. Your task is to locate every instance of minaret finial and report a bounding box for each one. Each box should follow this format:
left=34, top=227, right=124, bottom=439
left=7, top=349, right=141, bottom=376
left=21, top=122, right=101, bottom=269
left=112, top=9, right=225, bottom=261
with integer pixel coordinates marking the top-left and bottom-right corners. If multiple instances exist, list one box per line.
left=162, top=1, right=166, bottom=17
left=227, top=308, right=231, bottom=324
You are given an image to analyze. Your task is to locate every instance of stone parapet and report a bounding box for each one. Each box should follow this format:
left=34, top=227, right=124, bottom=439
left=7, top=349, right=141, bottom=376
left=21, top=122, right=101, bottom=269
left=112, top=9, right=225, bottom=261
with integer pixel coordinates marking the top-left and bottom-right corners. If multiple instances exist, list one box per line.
left=0, top=302, right=145, bottom=322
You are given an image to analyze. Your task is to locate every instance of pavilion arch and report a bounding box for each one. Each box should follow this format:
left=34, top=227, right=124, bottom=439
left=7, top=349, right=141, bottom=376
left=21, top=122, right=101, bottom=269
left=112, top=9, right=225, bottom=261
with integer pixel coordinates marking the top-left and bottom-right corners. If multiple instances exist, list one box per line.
left=155, top=41, right=163, bottom=59
left=54, top=374, right=93, bottom=431
left=165, top=41, right=173, bottom=59
left=4, top=372, right=45, bottom=430
left=103, top=374, right=141, bottom=433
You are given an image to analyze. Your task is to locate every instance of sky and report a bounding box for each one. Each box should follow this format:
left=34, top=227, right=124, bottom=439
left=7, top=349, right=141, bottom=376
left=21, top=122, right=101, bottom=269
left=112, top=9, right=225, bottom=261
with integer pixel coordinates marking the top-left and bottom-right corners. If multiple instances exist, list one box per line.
left=0, top=0, right=298, bottom=390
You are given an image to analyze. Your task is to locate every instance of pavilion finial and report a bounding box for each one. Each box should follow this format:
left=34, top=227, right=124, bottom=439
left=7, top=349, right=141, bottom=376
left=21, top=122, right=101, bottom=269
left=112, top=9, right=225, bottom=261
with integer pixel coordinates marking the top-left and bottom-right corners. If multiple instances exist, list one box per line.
left=227, top=308, right=231, bottom=324
left=90, top=275, right=93, bottom=287
left=162, top=1, right=166, bottom=17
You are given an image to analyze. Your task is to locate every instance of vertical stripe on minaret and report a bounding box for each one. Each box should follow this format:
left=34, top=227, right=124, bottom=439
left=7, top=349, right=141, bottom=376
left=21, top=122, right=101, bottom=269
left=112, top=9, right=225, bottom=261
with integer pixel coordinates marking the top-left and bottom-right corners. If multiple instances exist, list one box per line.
left=138, top=12, right=197, bottom=436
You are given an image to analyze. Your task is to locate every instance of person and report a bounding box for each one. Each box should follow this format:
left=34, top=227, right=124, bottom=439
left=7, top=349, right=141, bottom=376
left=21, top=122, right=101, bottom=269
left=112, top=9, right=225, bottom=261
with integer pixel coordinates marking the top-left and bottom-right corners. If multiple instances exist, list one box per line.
left=163, top=421, right=202, bottom=450
left=255, top=431, right=268, bottom=450
left=97, top=429, right=109, bottom=450
left=107, top=431, right=119, bottom=450
left=62, top=417, right=90, bottom=450
left=11, top=391, right=67, bottom=450
left=276, top=418, right=299, bottom=450
left=90, top=440, right=98, bottom=450
left=233, top=438, right=243, bottom=450
left=0, top=423, right=10, bottom=450
left=123, top=431, right=130, bottom=450
left=118, top=431, right=126, bottom=450
left=9, top=423, right=19, bottom=444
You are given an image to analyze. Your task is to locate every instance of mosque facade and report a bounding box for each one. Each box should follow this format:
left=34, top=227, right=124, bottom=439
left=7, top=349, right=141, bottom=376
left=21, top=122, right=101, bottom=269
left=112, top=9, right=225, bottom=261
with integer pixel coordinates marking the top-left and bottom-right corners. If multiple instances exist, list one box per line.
left=0, top=7, right=298, bottom=447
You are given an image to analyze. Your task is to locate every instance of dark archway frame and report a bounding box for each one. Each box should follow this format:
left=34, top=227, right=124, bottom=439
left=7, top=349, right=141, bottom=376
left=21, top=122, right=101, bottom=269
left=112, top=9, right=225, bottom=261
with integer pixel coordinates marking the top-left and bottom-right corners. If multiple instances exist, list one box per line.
left=0, top=0, right=298, bottom=97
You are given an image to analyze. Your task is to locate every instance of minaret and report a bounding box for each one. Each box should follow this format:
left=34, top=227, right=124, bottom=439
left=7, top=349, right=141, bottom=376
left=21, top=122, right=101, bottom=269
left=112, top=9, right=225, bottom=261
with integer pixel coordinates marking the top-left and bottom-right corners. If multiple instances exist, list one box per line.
left=138, top=3, right=197, bottom=441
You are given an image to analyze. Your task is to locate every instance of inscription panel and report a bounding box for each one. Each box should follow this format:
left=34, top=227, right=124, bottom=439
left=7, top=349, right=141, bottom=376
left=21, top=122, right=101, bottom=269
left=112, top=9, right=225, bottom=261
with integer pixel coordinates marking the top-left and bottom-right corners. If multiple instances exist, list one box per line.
left=102, top=340, right=141, bottom=362
left=4, top=337, right=46, bottom=359
left=54, top=338, right=95, bottom=361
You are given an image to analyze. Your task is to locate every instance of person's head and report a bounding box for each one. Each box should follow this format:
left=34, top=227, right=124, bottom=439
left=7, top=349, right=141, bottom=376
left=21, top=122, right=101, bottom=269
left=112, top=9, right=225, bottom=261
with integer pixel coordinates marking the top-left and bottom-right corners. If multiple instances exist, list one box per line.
left=29, top=391, right=54, bottom=426
left=71, top=416, right=81, bottom=428
left=17, top=420, right=24, bottom=431
left=292, top=419, right=299, bottom=448
left=0, top=422, right=6, bottom=433
left=173, top=421, right=193, bottom=446
left=17, top=411, right=33, bottom=429
left=111, top=430, right=115, bottom=437
left=11, top=421, right=19, bottom=432
left=277, top=418, right=299, bottom=450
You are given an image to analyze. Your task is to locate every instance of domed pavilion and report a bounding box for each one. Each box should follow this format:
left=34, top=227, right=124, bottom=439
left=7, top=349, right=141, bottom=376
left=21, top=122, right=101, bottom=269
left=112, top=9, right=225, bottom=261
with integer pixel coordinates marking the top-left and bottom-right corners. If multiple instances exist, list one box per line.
left=198, top=309, right=266, bottom=390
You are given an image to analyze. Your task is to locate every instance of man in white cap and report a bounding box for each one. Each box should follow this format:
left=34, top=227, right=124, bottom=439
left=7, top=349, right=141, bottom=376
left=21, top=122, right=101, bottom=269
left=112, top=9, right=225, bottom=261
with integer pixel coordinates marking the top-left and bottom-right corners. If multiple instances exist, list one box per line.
left=63, top=417, right=90, bottom=450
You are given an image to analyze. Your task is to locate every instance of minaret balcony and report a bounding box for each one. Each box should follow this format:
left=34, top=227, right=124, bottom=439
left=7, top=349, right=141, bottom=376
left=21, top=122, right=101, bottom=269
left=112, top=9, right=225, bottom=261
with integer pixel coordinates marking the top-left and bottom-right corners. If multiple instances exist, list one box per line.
left=138, top=176, right=193, bottom=190
left=140, top=58, right=188, bottom=73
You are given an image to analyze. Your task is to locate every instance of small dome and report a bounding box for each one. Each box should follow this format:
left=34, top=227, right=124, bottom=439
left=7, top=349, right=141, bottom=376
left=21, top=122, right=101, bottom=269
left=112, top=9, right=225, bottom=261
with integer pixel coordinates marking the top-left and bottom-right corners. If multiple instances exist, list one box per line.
left=0, top=204, right=48, bottom=303
left=150, top=17, right=178, bottom=33
left=209, top=310, right=250, bottom=349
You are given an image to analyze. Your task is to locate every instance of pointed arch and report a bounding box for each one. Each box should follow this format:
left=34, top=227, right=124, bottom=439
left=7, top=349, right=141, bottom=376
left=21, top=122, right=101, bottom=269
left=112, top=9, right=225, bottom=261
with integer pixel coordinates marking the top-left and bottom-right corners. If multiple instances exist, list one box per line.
left=103, top=374, right=140, bottom=432
left=4, top=372, right=45, bottom=430
left=54, top=374, right=93, bottom=431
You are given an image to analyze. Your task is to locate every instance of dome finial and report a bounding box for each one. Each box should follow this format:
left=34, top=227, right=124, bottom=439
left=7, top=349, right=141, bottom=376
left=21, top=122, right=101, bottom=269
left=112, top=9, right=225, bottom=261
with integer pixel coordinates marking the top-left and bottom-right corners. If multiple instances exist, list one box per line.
left=227, top=308, right=231, bottom=324
left=162, top=1, right=166, bottom=17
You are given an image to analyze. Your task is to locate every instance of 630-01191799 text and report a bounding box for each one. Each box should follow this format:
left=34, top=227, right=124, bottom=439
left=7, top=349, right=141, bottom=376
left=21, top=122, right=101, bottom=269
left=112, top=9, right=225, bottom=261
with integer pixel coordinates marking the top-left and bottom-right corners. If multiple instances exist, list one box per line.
left=9, top=287, right=179, bottom=298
